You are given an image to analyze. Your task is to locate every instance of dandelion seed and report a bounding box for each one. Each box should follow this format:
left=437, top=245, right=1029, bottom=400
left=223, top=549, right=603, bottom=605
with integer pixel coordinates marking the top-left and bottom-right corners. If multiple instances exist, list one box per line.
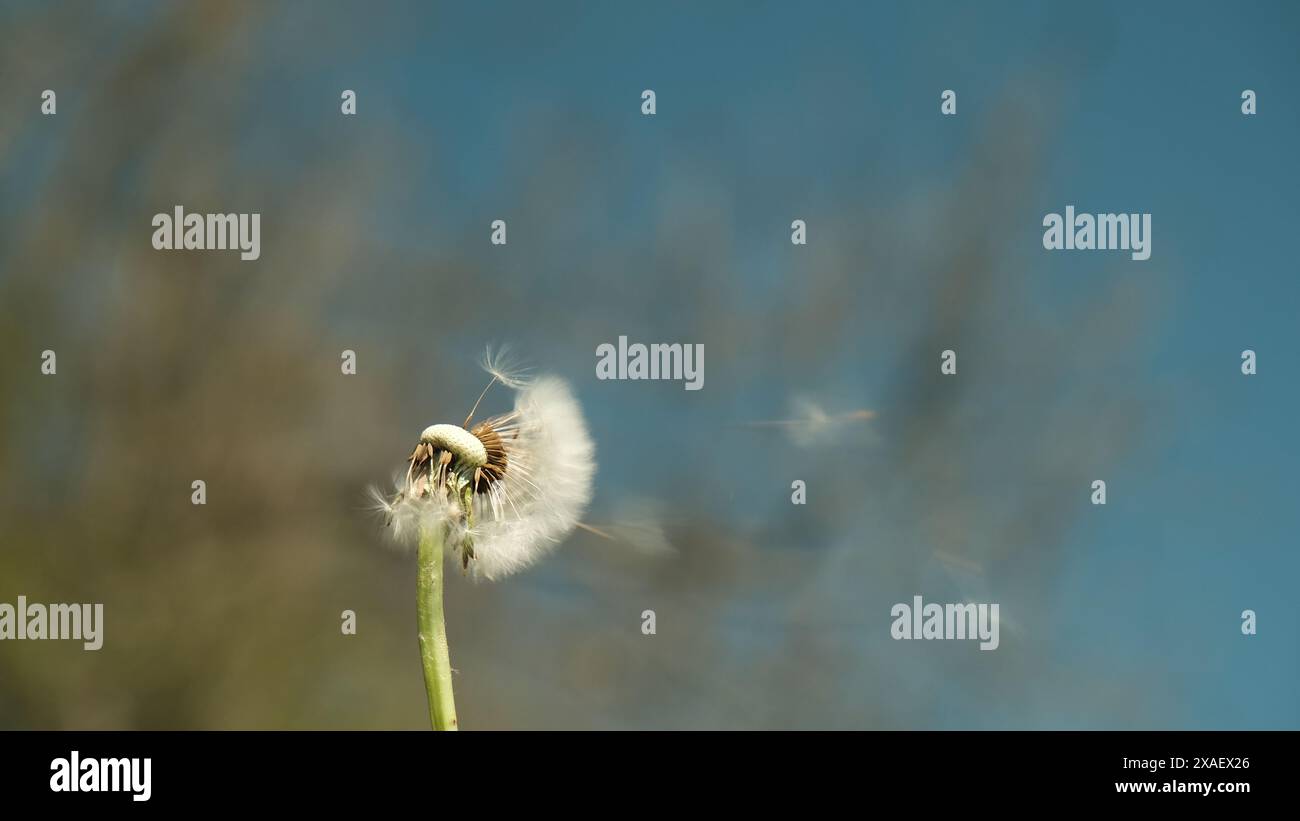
left=479, top=343, right=533, bottom=390
left=744, top=397, right=876, bottom=448
left=574, top=499, right=673, bottom=557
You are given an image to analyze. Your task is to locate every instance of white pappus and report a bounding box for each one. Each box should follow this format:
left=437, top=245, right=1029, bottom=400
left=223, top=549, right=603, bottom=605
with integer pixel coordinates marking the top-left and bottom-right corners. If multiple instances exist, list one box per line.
left=372, top=350, right=596, bottom=580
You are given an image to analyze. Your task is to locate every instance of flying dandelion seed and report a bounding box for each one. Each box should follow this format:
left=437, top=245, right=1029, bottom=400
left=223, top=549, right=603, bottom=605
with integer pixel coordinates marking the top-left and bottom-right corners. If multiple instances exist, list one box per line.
left=576, top=518, right=673, bottom=557
left=572, top=498, right=673, bottom=557
left=371, top=348, right=596, bottom=729
left=932, top=549, right=985, bottom=578
left=744, top=397, right=876, bottom=447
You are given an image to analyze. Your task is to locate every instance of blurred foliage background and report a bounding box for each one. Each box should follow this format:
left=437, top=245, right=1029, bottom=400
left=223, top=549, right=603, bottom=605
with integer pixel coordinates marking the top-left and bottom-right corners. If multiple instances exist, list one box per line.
left=1, top=1, right=1297, bottom=728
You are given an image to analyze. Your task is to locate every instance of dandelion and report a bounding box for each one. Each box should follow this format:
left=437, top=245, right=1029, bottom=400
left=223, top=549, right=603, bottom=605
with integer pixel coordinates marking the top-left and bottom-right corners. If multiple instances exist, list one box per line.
left=371, top=349, right=596, bottom=729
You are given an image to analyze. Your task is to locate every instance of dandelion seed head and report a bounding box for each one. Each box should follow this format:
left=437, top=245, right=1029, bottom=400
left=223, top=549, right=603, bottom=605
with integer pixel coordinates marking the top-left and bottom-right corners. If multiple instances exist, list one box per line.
left=374, top=357, right=595, bottom=580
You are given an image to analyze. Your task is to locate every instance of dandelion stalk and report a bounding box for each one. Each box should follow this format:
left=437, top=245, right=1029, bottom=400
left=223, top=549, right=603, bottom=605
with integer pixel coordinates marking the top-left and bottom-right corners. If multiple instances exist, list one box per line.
left=417, top=520, right=458, bottom=730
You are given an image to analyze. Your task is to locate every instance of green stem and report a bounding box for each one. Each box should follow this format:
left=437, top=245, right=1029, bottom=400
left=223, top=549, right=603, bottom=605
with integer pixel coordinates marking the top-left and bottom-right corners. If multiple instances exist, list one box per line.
left=417, top=520, right=458, bottom=730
